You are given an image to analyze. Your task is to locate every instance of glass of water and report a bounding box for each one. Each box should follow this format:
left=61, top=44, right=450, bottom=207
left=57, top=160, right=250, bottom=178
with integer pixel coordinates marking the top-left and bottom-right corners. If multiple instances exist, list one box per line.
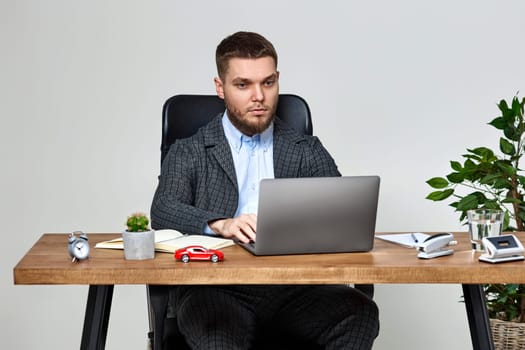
left=467, top=209, right=503, bottom=252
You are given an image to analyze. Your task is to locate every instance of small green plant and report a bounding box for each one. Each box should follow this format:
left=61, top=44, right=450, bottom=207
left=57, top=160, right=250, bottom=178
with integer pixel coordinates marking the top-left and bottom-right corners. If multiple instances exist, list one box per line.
left=126, top=212, right=150, bottom=232
left=426, top=94, right=525, bottom=323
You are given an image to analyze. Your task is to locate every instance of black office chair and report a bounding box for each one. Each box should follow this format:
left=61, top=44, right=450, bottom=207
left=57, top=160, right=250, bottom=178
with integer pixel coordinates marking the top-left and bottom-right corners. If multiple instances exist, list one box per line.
left=147, top=94, right=374, bottom=350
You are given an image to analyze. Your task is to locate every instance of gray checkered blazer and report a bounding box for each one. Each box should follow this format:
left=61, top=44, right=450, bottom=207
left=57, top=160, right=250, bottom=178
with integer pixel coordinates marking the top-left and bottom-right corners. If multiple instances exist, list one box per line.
left=151, top=114, right=340, bottom=234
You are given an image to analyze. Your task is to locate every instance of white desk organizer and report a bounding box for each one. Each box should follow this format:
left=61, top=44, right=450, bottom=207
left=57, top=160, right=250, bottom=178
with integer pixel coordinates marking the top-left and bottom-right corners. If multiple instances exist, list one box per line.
left=479, top=234, right=525, bottom=263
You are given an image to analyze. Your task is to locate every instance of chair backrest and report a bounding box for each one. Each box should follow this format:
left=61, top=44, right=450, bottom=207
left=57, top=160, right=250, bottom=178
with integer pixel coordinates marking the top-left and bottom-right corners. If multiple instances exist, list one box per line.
left=160, top=94, right=312, bottom=163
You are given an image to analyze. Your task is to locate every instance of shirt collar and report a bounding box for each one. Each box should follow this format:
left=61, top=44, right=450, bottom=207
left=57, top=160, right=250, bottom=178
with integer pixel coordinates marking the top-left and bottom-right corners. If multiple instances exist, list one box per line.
left=222, top=111, right=273, bottom=153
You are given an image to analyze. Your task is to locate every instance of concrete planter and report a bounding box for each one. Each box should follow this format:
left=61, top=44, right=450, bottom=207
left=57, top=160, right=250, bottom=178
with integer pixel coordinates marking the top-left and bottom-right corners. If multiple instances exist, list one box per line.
left=122, top=230, right=155, bottom=260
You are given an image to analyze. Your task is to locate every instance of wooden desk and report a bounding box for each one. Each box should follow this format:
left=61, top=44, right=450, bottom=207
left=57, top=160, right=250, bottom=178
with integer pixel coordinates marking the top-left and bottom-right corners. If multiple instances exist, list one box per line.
left=14, top=232, right=525, bottom=350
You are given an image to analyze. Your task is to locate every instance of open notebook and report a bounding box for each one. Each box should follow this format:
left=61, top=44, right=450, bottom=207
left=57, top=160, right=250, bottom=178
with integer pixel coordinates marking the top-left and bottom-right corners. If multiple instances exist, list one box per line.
left=95, top=229, right=234, bottom=253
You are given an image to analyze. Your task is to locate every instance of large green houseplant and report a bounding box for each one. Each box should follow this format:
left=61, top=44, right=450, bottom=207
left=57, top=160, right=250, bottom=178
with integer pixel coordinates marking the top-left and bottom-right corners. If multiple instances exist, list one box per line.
left=426, top=95, right=525, bottom=326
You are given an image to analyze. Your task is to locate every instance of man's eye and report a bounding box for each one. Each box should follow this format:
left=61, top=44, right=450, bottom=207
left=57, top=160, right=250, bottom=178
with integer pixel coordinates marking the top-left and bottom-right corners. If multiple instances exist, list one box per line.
left=264, top=80, right=275, bottom=87
left=236, top=83, right=246, bottom=89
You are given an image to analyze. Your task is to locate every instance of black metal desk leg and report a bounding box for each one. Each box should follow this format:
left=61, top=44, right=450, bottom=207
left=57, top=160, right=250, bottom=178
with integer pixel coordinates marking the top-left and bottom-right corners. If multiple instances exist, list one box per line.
left=80, top=285, right=114, bottom=350
left=462, top=284, right=494, bottom=350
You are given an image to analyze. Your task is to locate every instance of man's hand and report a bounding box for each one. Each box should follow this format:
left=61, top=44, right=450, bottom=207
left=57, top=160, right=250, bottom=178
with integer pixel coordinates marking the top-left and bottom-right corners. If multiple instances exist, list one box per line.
left=209, top=214, right=257, bottom=243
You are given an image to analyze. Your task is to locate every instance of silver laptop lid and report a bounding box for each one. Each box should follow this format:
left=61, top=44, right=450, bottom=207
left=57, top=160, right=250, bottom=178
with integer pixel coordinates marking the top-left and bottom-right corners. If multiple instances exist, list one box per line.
left=249, top=176, right=380, bottom=256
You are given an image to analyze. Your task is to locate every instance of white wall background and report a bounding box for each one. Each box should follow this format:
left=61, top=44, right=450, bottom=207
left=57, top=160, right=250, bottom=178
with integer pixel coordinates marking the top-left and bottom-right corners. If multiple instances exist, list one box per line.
left=2, top=0, right=524, bottom=349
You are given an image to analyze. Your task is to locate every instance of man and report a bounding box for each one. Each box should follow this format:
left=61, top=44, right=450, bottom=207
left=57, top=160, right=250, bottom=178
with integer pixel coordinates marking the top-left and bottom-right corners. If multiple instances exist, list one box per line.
left=151, top=31, right=379, bottom=350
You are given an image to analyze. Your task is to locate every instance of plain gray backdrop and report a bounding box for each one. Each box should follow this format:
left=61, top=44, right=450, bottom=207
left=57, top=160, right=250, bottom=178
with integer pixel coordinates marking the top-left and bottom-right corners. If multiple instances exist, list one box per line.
left=2, top=0, right=524, bottom=349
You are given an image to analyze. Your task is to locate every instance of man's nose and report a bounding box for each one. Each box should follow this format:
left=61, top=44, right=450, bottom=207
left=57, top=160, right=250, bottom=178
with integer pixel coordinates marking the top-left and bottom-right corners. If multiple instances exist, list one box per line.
left=252, top=85, right=264, bottom=102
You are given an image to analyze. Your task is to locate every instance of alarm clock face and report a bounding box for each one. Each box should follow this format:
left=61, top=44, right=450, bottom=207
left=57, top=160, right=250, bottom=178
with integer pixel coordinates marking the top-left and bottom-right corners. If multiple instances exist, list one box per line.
left=68, top=232, right=89, bottom=261
left=73, top=239, right=90, bottom=260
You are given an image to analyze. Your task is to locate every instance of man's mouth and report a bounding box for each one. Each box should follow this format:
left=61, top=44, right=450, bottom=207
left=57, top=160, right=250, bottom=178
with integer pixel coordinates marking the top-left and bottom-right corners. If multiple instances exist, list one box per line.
left=249, top=106, right=268, bottom=116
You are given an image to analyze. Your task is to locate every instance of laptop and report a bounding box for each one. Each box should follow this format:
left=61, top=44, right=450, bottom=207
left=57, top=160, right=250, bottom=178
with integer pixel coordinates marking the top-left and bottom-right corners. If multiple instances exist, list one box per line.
left=237, top=175, right=380, bottom=256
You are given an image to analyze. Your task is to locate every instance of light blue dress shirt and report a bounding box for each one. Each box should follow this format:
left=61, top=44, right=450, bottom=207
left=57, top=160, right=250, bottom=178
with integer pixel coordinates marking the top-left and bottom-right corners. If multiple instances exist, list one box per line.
left=204, top=112, right=274, bottom=234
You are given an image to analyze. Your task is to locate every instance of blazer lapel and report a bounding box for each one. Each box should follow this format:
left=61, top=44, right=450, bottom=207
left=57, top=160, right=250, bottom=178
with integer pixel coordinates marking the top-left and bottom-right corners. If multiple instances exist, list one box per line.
left=273, top=119, right=306, bottom=178
left=212, top=142, right=237, bottom=187
left=203, top=115, right=237, bottom=187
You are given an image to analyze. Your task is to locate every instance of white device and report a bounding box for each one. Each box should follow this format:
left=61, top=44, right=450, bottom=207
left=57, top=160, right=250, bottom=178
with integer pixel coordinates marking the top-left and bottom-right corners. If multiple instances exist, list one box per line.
left=479, top=234, right=525, bottom=263
left=417, top=232, right=457, bottom=259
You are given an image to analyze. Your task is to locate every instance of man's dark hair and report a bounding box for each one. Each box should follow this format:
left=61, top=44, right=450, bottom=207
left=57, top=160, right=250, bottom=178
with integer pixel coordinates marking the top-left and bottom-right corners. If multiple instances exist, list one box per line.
left=216, top=31, right=278, bottom=79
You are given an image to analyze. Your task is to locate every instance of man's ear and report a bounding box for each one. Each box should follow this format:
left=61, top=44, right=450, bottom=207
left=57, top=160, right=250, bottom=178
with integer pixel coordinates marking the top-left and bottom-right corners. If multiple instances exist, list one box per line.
left=214, top=77, right=225, bottom=99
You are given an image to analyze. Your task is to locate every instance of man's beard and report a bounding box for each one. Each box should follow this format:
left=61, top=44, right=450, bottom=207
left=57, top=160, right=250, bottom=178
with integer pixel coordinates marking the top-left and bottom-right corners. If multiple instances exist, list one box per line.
left=224, top=99, right=277, bottom=136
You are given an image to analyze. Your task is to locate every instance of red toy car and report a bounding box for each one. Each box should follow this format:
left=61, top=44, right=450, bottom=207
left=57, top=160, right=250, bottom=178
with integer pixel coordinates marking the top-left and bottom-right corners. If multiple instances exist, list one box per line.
left=174, top=245, right=224, bottom=263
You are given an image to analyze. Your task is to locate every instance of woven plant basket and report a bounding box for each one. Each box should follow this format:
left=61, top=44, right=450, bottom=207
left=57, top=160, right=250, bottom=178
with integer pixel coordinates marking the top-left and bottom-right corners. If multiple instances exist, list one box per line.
left=491, top=319, right=525, bottom=350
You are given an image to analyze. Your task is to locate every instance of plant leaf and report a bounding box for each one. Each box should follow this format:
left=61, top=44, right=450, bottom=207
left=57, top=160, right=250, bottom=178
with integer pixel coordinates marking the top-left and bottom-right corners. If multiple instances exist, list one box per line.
left=488, top=117, right=507, bottom=130
left=495, top=161, right=516, bottom=176
left=480, top=174, right=501, bottom=185
left=500, top=137, right=516, bottom=155
left=426, top=177, right=449, bottom=189
left=483, top=200, right=501, bottom=210
left=518, top=176, right=525, bottom=187
left=456, top=193, right=479, bottom=211
left=498, top=99, right=509, bottom=113
left=503, top=211, right=511, bottom=231
left=467, top=147, right=495, bottom=160
left=512, top=96, right=522, bottom=116
left=504, top=126, right=519, bottom=141
left=447, top=172, right=464, bottom=183
left=426, top=189, right=454, bottom=201
left=502, top=197, right=521, bottom=204
left=464, top=159, right=477, bottom=169
left=450, top=161, right=462, bottom=171
left=493, top=178, right=511, bottom=189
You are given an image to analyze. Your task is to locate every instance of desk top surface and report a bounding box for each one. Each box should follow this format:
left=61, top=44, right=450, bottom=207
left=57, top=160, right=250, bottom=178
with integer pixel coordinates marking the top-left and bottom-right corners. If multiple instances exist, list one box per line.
left=13, top=232, right=525, bottom=285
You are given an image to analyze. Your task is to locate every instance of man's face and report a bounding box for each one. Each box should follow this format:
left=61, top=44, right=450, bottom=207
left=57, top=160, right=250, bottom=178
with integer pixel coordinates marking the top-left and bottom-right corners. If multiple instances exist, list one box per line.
left=215, top=57, right=279, bottom=136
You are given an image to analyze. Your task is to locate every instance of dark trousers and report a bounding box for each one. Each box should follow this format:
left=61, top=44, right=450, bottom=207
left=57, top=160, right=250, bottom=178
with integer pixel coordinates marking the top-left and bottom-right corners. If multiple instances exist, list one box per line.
left=170, top=285, right=379, bottom=350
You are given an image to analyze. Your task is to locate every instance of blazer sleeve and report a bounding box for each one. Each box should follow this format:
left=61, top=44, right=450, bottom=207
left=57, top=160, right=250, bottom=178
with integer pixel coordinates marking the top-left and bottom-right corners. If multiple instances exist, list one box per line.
left=150, top=138, right=231, bottom=235
left=301, top=135, right=341, bottom=177
left=273, top=119, right=341, bottom=179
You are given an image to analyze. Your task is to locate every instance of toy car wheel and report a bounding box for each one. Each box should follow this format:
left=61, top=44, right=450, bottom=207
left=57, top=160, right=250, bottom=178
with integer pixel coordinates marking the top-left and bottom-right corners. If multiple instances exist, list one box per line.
left=211, top=254, right=219, bottom=263
left=181, top=254, right=190, bottom=263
